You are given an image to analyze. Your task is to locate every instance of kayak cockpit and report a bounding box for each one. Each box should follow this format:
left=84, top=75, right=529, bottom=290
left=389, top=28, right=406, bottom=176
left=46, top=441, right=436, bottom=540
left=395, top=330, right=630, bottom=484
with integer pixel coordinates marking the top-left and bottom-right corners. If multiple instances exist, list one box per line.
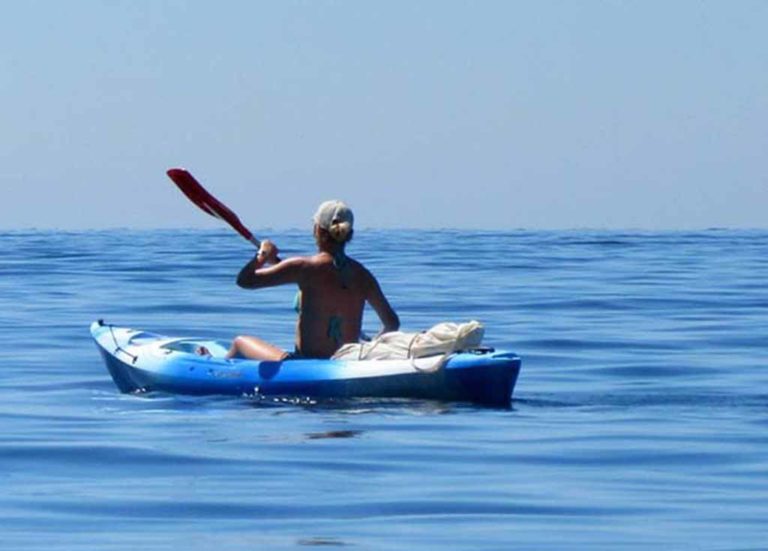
left=159, top=339, right=231, bottom=357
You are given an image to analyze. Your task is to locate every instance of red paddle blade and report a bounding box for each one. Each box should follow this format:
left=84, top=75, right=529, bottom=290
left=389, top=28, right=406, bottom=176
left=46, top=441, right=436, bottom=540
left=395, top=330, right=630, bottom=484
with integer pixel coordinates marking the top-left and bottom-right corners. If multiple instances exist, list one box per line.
left=167, top=168, right=258, bottom=245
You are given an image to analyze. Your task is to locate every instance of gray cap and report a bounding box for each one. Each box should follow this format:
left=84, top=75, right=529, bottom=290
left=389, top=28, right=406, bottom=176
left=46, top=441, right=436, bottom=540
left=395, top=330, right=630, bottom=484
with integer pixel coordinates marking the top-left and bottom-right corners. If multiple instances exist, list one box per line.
left=313, top=200, right=354, bottom=231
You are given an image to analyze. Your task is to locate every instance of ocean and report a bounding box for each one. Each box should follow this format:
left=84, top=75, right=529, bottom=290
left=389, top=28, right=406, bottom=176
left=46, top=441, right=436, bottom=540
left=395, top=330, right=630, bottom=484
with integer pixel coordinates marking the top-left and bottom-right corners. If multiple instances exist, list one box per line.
left=1, top=228, right=766, bottom=549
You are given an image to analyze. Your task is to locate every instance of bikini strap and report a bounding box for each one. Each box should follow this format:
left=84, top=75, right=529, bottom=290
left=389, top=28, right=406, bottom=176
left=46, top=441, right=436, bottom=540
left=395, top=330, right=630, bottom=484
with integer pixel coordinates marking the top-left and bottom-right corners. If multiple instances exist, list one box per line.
left=332, top=250, right=349, bottom=270
left=327, top=315, right=343, bottom=346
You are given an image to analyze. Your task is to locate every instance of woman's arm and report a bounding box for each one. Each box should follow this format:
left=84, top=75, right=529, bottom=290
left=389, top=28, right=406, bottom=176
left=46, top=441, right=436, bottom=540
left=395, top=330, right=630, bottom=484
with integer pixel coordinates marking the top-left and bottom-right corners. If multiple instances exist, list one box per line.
left=236, top=240, right=304, bottom=289
left=365, top=272, right=400, bottom=334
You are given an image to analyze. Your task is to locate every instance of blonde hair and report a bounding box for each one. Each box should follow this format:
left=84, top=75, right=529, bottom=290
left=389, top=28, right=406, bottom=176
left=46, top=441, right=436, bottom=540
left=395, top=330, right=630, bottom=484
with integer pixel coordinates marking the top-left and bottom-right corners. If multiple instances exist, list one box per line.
left=328, top=220, right=353, bottom=243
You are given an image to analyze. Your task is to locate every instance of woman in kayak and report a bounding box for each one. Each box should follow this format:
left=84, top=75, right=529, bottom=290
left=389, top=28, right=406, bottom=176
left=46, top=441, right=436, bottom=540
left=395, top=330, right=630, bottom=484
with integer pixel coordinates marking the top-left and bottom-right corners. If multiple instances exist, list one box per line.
left=222, top=200, right=400, bottom=360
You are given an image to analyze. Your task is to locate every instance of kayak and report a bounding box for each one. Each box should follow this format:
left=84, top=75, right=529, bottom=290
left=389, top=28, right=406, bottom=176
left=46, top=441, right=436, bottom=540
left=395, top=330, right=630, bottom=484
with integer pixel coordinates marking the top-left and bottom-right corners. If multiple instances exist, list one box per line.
left=91, top=321, right=522, bottom=407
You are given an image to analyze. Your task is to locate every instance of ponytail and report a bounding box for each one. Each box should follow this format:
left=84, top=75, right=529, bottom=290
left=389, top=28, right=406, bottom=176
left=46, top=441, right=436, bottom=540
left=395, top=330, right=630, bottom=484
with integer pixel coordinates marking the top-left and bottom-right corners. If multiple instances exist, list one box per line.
left=328, top=220, right=353, bottom=243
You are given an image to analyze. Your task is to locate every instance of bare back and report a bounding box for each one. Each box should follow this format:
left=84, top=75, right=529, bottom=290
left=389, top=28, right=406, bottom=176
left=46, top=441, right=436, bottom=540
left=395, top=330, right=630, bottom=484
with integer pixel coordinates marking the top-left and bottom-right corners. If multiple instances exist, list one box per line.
left=296, top=253, right=393, bottom=358
left=234, top=242, right=400, bottom=361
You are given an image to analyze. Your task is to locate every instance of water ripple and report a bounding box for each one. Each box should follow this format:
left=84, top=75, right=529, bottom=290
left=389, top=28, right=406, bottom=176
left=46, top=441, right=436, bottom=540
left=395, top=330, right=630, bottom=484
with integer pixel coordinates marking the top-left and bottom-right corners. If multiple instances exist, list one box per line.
left=2, top=229, right=768, bottom=549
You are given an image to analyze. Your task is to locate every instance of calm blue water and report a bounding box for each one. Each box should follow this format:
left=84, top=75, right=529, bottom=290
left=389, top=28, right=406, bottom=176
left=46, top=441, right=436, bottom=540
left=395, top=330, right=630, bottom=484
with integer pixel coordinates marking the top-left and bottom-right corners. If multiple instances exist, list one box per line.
left=1, top=229, right=767, bottom=549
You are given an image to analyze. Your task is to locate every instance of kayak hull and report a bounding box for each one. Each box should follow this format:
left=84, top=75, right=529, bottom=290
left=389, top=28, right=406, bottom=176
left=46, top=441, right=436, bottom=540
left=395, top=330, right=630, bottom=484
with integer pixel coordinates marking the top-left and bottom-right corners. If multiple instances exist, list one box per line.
left=91, top=321, right=522, bottom=407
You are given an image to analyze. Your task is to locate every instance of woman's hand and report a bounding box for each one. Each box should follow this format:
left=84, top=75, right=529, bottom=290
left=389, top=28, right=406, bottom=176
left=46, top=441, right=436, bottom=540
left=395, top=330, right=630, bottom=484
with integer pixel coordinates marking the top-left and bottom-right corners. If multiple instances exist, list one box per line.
left=257, top=240, right=280, bottom=265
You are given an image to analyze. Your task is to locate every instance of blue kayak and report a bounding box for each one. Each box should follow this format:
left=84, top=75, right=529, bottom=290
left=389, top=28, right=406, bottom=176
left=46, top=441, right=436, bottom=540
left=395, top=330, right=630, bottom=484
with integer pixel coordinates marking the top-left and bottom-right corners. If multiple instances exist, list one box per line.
left=91, top=321, right=522, bottom=407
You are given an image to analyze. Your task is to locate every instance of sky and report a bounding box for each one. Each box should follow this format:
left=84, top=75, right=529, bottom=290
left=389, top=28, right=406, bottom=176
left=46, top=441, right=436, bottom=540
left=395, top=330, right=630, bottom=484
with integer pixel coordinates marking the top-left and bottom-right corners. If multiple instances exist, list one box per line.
left=1, top=0, right=766, bottom=230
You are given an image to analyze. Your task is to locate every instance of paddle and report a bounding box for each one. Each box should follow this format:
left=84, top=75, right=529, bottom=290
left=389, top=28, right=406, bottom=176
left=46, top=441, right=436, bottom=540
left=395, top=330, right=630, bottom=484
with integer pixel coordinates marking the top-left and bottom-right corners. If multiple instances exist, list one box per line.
left=166, top=168, right=261, bottom=248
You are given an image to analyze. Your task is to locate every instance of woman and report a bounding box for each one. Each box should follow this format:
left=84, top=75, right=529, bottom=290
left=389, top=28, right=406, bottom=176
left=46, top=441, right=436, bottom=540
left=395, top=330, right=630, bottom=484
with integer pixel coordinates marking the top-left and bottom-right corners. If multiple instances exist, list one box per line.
left=225, top=200, right=400, bottom=360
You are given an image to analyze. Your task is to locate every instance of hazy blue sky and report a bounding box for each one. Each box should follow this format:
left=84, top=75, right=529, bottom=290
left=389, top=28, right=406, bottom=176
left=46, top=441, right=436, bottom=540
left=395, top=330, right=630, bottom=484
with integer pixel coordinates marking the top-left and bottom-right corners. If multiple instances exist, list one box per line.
left=1, top=1, right=765, bottom=230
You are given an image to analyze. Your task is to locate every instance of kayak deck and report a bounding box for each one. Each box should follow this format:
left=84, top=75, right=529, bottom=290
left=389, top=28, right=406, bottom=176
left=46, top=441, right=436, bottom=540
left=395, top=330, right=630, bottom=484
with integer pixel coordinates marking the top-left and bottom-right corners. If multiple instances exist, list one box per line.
left=91, top=321, right=522, bottom=407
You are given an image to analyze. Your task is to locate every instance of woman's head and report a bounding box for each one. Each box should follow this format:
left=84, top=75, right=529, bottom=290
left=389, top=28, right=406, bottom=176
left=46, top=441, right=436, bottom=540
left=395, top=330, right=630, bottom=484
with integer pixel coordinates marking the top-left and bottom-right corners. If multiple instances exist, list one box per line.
left=313, top=200, right=354, bottom=245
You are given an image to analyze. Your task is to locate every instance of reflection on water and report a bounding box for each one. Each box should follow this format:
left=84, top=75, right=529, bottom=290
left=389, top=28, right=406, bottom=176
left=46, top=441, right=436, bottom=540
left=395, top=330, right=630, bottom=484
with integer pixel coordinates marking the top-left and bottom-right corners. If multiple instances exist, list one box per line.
left=297, top=537, right=350, bottom=547
left=305, top=430, right=364, bottom=440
